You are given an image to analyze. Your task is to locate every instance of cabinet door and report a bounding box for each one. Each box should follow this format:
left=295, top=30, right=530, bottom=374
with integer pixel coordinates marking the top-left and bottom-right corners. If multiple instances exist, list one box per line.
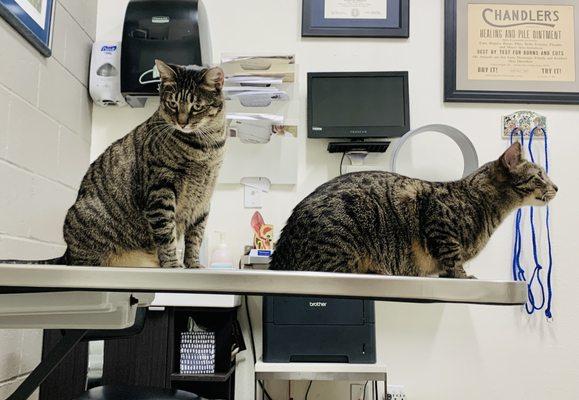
left=102, top=309, right=170, bottom=388
left=39, top=330, right=89, bottom=400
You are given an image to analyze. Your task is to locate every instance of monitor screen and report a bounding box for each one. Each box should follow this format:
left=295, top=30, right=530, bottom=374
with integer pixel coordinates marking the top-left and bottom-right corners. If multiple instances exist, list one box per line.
left=307, top=72, right=409, bottom=139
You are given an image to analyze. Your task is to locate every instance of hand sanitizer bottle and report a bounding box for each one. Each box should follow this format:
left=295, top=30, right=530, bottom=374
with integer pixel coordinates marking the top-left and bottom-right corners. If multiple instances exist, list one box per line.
left=209, top=231, right=234, bottom=269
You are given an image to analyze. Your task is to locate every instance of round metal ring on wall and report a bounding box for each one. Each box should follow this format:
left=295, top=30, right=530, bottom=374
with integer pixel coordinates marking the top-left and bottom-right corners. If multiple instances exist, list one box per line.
left=389, top=124, right=479, bottom=178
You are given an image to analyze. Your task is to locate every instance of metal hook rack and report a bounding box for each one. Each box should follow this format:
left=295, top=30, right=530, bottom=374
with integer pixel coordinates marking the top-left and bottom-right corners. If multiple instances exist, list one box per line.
left=502, top=111, right=547, bottom=139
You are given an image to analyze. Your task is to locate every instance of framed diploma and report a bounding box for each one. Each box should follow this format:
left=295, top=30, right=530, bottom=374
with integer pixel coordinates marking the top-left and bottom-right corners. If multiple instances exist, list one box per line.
left=302, top=0, right=409, bottom=38
left=445, top=0, right=579, bottom=104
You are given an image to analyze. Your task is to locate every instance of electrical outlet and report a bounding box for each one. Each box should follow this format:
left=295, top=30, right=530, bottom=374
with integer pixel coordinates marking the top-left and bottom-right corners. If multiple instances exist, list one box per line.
left=386, top=385, right=406, bottom=400
left=350, top=383, right=365, bottom=400
left=243, top=185, right=262, bottom=208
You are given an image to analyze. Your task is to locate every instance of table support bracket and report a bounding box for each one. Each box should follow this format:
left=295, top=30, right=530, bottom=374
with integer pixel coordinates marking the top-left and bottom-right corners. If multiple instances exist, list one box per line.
left=8, top=330, right=88, bottom=400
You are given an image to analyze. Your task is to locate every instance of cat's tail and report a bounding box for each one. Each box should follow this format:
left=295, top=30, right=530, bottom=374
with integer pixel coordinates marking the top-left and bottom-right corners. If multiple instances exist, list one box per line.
left=268, top=245, right=290, bottom=271
left=0, top=250, right=69, bottom=265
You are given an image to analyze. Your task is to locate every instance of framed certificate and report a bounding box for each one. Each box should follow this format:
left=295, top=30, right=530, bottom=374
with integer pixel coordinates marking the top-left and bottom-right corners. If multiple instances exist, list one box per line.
left=0, top=0, right=54, bottom=57
left=445, top=0, right=579, bottom=104
left=302, top=0, right=409, bottom=38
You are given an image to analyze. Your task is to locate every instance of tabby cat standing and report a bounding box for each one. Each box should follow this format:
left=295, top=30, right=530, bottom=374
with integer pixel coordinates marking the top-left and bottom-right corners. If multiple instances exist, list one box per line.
left=271, top=142, right=558, bottom=279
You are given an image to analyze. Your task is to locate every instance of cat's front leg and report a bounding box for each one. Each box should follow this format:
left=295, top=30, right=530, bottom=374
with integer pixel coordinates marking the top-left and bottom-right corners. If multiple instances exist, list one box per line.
left=145, top=188, right=182, bottom=268
left=428, top=236, right=474, bottom=279
left=184, top=211, right=209, bottom=269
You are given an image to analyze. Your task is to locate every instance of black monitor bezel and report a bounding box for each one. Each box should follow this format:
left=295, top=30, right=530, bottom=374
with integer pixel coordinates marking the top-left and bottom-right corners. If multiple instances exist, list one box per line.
left=307, top=71, right=410, bottom=139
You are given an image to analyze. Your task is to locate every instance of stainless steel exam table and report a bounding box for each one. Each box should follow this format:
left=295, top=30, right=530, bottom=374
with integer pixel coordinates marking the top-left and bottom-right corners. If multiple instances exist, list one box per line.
left=0, top=264, right=527, bottom=400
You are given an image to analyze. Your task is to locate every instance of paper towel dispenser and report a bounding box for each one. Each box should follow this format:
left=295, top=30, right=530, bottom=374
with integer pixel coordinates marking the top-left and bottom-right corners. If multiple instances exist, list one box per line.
left=121, top=0, right=212, bottom=107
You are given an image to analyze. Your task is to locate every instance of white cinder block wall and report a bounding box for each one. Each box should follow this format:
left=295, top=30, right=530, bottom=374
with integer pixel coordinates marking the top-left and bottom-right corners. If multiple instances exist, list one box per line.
left=0, top=1, right=97, bottom=398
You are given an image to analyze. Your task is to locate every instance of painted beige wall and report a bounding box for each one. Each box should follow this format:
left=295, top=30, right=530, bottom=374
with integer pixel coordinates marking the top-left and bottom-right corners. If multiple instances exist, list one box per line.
left=93, top=0, right=579, bottom=399
left=0, top=1, right=97, bottom=398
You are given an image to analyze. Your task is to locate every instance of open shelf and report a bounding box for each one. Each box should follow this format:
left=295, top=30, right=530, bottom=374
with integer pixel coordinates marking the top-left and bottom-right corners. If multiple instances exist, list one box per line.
left=170, top=366, right=235, bottom=383
left=255, top=360, right=387, bottom=381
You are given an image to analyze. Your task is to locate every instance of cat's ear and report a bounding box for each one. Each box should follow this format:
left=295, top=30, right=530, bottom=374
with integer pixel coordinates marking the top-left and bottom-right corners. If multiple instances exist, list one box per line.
left=200, top=67, right=224, bottom=91
left=155, top=59, right=177, bottom=83
left=499, top=142, right=523, bottom=172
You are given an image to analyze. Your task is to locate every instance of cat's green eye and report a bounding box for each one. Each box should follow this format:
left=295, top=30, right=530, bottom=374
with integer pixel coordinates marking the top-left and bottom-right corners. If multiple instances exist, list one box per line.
left=192, top=104, right=204, bottom=111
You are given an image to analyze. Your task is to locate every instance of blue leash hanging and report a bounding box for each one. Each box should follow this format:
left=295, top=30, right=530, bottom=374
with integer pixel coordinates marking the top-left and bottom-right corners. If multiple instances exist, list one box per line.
left=510, top=127, right=554, bottom=319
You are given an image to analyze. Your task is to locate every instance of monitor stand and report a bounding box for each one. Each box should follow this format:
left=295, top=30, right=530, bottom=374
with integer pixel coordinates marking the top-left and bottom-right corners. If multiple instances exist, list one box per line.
left=327, top=140, right=390, bottom=154
left=328, top=140, right=391, bottom=174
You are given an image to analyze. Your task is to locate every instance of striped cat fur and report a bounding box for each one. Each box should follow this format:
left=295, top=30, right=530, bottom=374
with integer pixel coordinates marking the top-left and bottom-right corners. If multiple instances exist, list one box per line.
left=270, top=142, right=558, bottom=278
left=1, top=60, right=226, bottom=268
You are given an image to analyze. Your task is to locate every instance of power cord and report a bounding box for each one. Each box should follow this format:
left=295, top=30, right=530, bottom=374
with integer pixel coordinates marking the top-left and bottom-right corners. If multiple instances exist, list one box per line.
left=305, top=381, right=313, bottom=400
left=244, top=295, right=275, bottom=400
left=339, top=152, right=346, bottom=175
left=362, top=381, right=369, bottom=400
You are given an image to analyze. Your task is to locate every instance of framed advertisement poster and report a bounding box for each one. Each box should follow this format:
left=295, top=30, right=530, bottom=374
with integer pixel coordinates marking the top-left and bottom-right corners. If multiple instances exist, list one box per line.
left=445, top=0, right=579, bottom=104
left=302, top=0, right=409, bottom=38
left=0, top=0, right=54, bottom=57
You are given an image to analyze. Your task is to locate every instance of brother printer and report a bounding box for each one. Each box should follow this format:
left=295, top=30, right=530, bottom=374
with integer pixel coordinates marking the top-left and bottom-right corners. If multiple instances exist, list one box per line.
left=263, top=296, right=376, bottom=363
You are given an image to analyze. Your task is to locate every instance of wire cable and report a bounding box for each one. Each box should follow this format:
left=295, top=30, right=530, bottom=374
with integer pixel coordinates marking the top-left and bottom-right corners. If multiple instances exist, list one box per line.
left=304, top=381, right=313, bottom=400
left=244, top=295, right=275, bottom=400
left=362, top=381, right=369, bottom=400
left=339, top=152, right=346, bottom=175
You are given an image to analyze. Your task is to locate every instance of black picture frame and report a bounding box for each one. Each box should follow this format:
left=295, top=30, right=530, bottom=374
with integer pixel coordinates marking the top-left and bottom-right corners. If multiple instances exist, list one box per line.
left=302, top=0, right=409, bottom=38
left=444, top=0, right=579, bottom=104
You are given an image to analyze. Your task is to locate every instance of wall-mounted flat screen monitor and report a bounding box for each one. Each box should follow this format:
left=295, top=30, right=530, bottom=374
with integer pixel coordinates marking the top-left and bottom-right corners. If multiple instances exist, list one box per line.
left=307, top=72, right=410, bottom=139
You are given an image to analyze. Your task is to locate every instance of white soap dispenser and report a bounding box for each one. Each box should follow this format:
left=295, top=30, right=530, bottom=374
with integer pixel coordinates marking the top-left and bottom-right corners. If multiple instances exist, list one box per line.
left=209, top=231, right=234, bottom=269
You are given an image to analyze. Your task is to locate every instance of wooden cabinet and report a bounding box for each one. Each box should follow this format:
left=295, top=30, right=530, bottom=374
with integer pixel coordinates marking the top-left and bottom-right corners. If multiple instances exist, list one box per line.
left=40, top=307, right=239, bottom=400
left=39, top=331, right=88, bottom=400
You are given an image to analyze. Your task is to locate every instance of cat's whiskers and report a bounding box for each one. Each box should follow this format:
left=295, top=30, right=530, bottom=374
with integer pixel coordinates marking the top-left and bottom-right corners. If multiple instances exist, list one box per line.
left=194, top=126, right=224, bottom=147
left=150, top=125, right=178, bottom=151
left=150, top=121, right=174, bottom=132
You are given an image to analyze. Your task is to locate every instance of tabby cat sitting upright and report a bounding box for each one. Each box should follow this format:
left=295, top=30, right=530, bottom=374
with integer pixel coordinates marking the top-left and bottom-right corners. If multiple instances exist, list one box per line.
left=2, top=60, right=225, bottom=268
left=270, top=143, right=558, bottom=278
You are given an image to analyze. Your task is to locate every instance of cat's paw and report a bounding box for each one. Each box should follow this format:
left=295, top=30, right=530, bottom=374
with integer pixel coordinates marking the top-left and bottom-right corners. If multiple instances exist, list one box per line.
left=438, top=270, right=451, bottom=278
left=439, top=269, right=474, bottom=279
left=184, top=262, right=204, bottom=269
left=161, top=261, right=185, bottom=269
